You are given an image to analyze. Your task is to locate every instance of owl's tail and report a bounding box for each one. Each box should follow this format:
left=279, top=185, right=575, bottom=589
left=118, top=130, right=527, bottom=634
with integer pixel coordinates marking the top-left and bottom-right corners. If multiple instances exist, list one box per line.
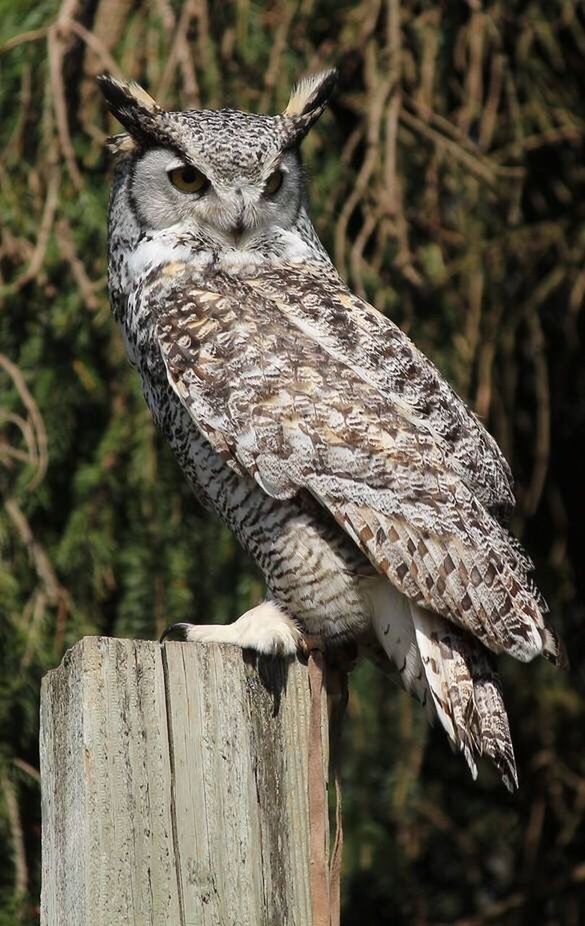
left=410, top=604, right=518, bottom=790
left=370, top=581, right=518, bottom=790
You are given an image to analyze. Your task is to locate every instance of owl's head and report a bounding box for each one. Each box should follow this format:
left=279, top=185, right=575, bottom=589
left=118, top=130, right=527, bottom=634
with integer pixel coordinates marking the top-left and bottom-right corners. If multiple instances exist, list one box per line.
left=98, top=71, right=336, bottom=246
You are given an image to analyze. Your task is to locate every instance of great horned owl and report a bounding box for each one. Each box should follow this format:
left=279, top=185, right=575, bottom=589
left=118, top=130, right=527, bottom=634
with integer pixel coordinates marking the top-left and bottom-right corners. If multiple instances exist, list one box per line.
left=98, top=70, right=563, bottom=788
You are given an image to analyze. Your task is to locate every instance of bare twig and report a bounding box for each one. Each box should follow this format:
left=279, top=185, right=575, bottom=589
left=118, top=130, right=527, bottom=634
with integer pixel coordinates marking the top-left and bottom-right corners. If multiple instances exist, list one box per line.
left=47, top=0, right=84, bottom=190
left=1, top=775, right=28, bottom=904
left=67, top=19, right=124, bottom=78
left=521, top=308, right=551, bottom=516
left=56, top=218, right=101, bottom=311
left=0, top=27, right=49, bottom=54
left=4, top=498, right=69, bottom=613
left=156, top=0, right=200, bottom=108
left=0, top=355, right=48, bottom=489
left=335, top=45, right=392, bottom=277
left=13, top=759, right=41, bottom=785
left=1, top=167, right=60, bottom=297
left=258, top=5, right=296, bottom=112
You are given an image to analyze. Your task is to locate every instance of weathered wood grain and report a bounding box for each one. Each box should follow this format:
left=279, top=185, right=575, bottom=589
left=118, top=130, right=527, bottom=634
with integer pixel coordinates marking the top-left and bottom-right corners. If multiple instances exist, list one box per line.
left=40, top=636, right=326, bottom=926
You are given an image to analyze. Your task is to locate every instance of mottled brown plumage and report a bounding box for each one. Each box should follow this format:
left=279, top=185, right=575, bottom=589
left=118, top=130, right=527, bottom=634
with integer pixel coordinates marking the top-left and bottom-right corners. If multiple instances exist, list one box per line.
left=155, top=265, right=557, bottom=666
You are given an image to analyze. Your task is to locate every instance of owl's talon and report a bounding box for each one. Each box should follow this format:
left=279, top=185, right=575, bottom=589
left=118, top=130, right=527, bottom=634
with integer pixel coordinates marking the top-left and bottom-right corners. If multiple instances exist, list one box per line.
left=298, top=634, right=325, bottom=658
left=160, top=622, right=193, bottom=643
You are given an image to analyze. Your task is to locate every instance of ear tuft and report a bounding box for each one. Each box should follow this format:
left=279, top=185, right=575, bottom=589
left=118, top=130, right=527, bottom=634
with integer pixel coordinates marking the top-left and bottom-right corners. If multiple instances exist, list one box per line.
left=97, top=74, right=160, bottom=115
left=105, top=133, right=137, bottom=156
left=97, top=74, right=167, bottom=148
left=284, top=69, right=338, bottom=118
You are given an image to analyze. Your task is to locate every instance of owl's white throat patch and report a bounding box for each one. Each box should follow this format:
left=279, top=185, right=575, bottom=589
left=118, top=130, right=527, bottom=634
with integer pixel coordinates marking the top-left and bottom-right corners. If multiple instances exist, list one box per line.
left=127, top=238, right=194, bottom=283
left=126, top=227, right=312, bottom=285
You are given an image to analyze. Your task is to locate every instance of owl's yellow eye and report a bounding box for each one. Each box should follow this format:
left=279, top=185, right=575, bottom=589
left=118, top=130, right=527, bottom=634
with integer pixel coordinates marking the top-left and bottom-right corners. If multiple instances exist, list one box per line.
left=168, top=165, right=209, bottom=194
left=264, top=169, right=284, bottom=196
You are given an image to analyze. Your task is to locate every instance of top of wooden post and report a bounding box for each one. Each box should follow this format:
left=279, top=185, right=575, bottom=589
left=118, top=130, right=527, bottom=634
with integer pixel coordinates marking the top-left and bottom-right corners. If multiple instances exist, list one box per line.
left=40, top=636, right=328, bottom=926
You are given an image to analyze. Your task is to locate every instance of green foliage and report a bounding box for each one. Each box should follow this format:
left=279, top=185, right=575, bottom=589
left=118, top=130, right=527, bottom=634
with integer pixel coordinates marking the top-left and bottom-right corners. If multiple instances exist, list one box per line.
left=1, top=2, right=584, bottom=923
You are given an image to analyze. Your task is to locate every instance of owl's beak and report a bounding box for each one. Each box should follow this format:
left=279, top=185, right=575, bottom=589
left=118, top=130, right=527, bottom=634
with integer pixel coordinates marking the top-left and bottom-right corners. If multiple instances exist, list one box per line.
left=231, top=216, right=245, bottom=245
left=228, top=191, right=246, bottom=246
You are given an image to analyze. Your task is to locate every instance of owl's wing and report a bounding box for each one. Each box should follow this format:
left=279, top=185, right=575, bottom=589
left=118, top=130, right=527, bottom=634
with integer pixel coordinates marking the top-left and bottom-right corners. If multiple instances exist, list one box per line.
left=154, top=265, right=561, bottom=665
left=245, top=264, right=514, bottom=516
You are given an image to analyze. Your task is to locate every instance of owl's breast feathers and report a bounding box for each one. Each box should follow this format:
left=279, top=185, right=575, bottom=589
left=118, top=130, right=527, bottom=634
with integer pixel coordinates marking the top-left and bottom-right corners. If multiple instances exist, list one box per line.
left=149, top=258, right=562, bottom=667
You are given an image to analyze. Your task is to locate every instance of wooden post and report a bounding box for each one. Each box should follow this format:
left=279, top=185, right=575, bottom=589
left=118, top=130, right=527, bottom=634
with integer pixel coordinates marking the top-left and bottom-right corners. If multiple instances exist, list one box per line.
left=40, top=636, right=327, bottom=926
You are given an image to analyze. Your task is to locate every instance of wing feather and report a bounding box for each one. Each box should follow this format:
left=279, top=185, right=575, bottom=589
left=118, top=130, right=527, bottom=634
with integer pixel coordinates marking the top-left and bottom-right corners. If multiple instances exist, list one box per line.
left=153, top=265, right=561, bottom=665
left=246, top=265, right=515, bottom=515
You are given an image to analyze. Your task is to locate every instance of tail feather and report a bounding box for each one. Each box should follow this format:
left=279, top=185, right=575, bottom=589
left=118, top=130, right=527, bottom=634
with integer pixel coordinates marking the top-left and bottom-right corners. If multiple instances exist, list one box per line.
left=411, top=605, right=477, bottom=778
left=370, top=579, right=518, bottom=790
left=472, top=673, right=518, bottom=791
left=542, top=625, right=569, bottom=669
left=411, top=604, right=518, bottom=790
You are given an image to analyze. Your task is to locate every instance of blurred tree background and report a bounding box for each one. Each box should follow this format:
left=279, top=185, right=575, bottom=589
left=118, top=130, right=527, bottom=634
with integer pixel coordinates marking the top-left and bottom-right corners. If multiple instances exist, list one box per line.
left=1, top=0, right=585, bottom=923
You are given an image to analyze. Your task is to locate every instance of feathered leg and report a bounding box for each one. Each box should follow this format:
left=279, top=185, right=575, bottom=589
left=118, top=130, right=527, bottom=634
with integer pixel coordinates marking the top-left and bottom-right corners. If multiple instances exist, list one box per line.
left=161, top=600, right=302, bottom=656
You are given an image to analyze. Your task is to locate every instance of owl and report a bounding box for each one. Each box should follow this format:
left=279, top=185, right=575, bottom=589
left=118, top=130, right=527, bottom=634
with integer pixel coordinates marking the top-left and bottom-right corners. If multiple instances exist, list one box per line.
left=98, top=70, right=563, bottom=789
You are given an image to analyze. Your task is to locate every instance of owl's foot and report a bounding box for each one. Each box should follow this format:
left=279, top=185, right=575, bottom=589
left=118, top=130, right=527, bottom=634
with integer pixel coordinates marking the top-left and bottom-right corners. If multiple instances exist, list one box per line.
left=298, top=633, right=325, bottom=657
left=160, top=601, right=303, bottom=657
